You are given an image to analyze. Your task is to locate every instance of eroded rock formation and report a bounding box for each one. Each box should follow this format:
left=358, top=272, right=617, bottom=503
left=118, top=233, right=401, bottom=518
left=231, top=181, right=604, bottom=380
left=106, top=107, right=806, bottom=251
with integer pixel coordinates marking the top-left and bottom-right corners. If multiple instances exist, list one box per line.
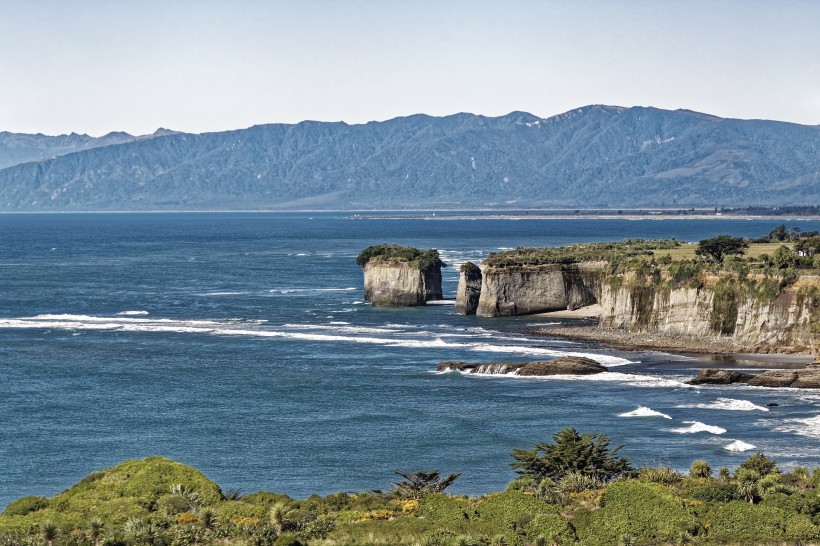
left=688, top=366, right=820, bottom=389
left=357, top=244, right=444, bottom=306
left=455, top=262, right=482, bottom=315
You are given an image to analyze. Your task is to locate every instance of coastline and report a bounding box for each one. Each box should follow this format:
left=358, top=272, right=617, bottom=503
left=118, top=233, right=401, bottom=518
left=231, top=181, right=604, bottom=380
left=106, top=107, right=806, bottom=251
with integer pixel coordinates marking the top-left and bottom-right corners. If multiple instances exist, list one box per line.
left=526, top=315, right=816, bottom=366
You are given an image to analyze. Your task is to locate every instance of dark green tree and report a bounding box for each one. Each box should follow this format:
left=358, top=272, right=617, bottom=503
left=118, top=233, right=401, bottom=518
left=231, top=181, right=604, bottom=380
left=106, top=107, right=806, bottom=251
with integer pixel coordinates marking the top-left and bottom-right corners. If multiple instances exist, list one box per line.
left=737, top=452, right=778, bottom=476
left=695, top=235, right=748, bottom=263
left=392, top=469, right=461, bottom=499
left=510, top=428, right=632, bottom=482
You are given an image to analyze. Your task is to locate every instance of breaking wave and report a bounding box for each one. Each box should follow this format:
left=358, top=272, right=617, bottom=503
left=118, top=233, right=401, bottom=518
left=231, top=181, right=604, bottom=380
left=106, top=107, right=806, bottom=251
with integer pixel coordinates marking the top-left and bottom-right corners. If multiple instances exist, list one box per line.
left=671, top=421, right=727, bottom=435
left=619, top=406, right=672, bottom=419
left=0, top=313, right=634, bottom=366
left=679, top=398, right=769, bottom=412
left=772, top=415, right=820, bottom=440
left=724, top=440, right=756, bottom=452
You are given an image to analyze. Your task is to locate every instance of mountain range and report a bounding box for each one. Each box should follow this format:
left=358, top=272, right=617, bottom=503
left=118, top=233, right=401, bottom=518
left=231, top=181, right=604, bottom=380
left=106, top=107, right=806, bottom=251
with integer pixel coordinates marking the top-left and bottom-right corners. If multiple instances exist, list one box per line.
left=1, top=105, right=818, bottom=211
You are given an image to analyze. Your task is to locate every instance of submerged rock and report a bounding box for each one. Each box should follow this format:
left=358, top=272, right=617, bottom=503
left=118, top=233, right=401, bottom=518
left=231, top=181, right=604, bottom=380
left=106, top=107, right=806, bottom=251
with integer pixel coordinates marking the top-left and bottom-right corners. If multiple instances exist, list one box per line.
left=437, top=356, right=606, bottom=376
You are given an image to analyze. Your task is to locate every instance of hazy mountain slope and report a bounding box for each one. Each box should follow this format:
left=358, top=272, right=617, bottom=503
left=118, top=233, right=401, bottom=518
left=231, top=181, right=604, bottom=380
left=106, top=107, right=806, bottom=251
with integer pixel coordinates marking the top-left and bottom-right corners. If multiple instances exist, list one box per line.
left=0, top=131, right=141, bottom=170
left=0, top=106, right=818, bottom=210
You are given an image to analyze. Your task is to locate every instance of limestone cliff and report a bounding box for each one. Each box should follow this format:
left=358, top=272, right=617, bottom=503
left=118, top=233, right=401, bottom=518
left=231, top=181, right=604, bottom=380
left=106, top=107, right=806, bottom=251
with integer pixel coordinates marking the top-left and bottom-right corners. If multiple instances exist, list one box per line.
left=454, top=262, right=482, bottom=315
left=357, top=244, right=444, bottom=306
left=475, top=262, right=604, bottom=317
left=599, top=273, right=820, bottom=352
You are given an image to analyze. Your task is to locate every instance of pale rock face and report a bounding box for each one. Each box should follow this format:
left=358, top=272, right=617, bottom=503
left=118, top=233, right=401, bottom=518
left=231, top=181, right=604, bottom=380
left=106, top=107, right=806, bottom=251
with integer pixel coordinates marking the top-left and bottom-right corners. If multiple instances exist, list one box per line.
left=599, top=275, right=820, bottom=352
left=363, top=262, right=441, bottom=306
left=454, top=264, right=482, bottom=315
left=475, top=263, right=601, bottom=317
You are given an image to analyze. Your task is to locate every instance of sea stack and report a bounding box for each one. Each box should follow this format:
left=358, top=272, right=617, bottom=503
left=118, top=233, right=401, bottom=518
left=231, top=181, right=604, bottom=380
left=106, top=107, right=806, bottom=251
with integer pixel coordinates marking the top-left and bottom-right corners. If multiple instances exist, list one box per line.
left=455, top=262, right=482, bottom=315
left=357, top=244, right=445, bottom=306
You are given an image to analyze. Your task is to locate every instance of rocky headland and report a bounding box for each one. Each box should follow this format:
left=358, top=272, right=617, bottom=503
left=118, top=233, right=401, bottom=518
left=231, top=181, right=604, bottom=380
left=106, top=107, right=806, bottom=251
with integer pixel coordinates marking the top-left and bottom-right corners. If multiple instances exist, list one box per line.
left=453, top=240, right=820, bottom=356
left=357, top=244, right=444, bottom=306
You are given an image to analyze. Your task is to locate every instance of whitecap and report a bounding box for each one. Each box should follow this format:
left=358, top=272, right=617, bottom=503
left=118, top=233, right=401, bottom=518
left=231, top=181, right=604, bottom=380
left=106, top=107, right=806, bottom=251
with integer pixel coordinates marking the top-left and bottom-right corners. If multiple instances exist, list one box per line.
left=680, top=397, right=769, bottom=412
left=619, top=406, right=672, bottom=419
left=724, top=440, right=756, bottom=452
left=772, top=415, right=820, bottom=440
left=425, top=300, right=455, bottom=305
left=115, top=310, right=149, bottom=316
left=671, top=421, right=726, bottom=435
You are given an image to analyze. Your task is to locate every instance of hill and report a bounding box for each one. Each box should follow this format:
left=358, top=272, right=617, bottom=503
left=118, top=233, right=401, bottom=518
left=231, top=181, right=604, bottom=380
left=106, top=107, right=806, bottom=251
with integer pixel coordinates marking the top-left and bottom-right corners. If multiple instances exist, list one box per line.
left=1, top=106, right=819, bottom=210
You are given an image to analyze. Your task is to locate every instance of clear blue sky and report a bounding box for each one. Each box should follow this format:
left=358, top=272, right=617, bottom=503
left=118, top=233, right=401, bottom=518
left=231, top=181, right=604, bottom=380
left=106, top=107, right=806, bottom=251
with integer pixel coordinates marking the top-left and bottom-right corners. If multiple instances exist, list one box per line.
left=1, top=0, right=818, bottom=135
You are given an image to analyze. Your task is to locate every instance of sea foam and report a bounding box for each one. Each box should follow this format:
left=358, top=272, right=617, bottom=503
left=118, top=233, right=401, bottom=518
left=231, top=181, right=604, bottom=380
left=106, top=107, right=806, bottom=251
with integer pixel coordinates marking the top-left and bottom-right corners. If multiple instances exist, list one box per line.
left=619, top=406, right=672, bottom=419
left=773, top=415, right=820, bottom=440
left=680, top=397, right=769, bottom=412
left=671, top=421, right=727, bottom=435
left=724, top=440, right=756, bottom=452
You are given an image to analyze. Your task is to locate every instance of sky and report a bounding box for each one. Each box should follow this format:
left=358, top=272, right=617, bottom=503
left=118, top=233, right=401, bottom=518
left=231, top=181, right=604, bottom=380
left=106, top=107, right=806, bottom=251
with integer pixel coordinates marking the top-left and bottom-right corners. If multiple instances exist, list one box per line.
left=1, top=0, right=819, bottom=136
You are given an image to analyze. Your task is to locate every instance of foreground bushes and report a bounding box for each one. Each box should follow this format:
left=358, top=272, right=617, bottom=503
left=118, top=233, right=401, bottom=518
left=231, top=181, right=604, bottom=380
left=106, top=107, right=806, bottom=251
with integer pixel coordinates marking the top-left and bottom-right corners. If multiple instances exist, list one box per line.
left=3, top=454, right=820, bottom=546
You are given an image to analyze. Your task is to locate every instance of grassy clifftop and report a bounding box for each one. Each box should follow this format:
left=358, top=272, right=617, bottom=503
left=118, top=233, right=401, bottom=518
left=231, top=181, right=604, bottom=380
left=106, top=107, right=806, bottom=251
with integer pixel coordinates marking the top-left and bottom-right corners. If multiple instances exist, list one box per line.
left=356, top=244, right=445, bottom=273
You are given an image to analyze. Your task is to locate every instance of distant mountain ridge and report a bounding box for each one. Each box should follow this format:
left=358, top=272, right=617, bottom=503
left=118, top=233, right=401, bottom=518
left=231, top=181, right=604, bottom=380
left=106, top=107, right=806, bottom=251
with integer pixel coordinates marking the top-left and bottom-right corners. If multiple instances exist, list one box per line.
left=1, top=105, right=818, bottom=210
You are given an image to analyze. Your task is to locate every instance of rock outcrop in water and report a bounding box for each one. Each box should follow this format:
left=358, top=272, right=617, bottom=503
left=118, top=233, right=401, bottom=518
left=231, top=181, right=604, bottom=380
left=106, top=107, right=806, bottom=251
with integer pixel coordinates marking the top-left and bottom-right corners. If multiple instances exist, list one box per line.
left=437, top=356, right=606, bottom=376
left=688, top=366, right=820, bottom=389
left=357, top=244, right=444, bottom=306
left=475, top=262, right=603, bottom=317
left=455, top=262, right=482, bottom=315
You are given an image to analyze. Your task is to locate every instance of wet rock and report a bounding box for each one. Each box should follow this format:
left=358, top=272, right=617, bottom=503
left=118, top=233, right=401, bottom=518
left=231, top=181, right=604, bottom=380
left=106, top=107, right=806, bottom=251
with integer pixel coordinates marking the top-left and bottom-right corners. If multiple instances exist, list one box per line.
left=687, top=369, right=757, bottom=385
left=747, top=370, right=799, bottom=388
left=437, top=356, right=606, bottom=376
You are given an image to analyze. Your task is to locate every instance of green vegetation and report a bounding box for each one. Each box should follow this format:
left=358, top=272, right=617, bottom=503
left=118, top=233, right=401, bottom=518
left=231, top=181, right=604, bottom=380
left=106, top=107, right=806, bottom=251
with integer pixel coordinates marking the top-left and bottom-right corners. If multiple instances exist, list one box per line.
left=4, top=438, right=820, bottom=545
left=356, top=244, right=445, bottom=273
left=483, top=239, right=680, bottom=267
left=510, top=427, right=632, bottom=482
left=695, top=235, right=748, bottom=263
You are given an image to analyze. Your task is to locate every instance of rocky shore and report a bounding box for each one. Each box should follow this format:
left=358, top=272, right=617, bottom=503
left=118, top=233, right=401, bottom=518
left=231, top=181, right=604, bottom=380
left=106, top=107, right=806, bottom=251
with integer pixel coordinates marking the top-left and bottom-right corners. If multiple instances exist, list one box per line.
left=689, top=366, right=820, bottom=388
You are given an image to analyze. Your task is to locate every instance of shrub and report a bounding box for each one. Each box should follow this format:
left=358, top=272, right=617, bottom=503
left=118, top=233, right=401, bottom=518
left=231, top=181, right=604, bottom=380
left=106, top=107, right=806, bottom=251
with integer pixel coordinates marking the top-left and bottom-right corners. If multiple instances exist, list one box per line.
left=574, top=480, right=697, bottom=546
left=738, top=452, right=779, bottom=476
left=683, top=481, right=739, bottom=503
left=511, top=428, right=632, bottom=482
left=637, top=467, right=682, bottom=485
left=705, top=501, right=786, bottom=543
left=689, top=460, right=712, bottom=479
left=2, top=496, right=49, bottom=517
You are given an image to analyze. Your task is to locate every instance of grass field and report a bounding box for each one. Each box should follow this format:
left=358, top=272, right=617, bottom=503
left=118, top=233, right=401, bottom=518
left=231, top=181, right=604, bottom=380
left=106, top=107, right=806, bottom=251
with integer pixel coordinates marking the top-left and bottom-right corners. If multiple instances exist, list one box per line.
left=653, top=242, right=793, bottom=261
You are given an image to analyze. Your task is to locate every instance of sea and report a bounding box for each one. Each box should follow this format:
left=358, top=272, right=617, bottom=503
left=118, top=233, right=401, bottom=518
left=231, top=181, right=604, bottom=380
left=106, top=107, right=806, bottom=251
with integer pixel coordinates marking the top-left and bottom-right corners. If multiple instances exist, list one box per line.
left=1, top=212, right=820, bottom=508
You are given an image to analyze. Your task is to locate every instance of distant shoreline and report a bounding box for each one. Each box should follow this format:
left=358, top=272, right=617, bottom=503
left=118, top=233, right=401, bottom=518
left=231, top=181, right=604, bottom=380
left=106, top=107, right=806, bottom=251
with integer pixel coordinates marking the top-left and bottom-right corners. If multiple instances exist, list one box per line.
left=1, top=208, right=820, bottom=220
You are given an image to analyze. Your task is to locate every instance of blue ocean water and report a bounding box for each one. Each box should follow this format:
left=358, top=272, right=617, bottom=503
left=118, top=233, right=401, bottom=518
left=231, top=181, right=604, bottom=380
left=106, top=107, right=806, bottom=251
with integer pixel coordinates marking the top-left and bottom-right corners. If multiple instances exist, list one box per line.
left=1, top=212, right=820, bottom=507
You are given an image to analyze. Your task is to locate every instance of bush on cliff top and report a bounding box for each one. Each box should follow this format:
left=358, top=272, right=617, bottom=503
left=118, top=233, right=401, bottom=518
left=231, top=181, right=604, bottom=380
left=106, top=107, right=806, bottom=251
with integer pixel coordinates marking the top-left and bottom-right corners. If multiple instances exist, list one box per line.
left=356, top=244, right=445, bottom=272
left=483, top=239, right=680, bottom=267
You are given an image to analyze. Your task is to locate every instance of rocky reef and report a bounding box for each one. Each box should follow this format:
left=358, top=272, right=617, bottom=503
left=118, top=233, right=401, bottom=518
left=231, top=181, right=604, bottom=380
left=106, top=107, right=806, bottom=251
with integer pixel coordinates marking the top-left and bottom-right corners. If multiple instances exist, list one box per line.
left=437, top=356, right=606, bottom=376
left=688, top=365, right=820, bottom=389
left=454, top=262, right=482, bottom=315
left=357, top=244, right=444, bottom=306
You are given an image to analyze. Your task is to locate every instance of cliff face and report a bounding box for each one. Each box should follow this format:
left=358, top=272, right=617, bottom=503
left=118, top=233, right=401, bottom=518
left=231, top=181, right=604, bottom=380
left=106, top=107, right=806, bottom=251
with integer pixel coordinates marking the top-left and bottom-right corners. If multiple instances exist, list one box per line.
left=363, top=262, right=442, bottom=306
left=599, top=273, right=820, bottom=352
left=455, top=263, right=482, bottom=315
left=475, top=263, right=603, bottom=317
